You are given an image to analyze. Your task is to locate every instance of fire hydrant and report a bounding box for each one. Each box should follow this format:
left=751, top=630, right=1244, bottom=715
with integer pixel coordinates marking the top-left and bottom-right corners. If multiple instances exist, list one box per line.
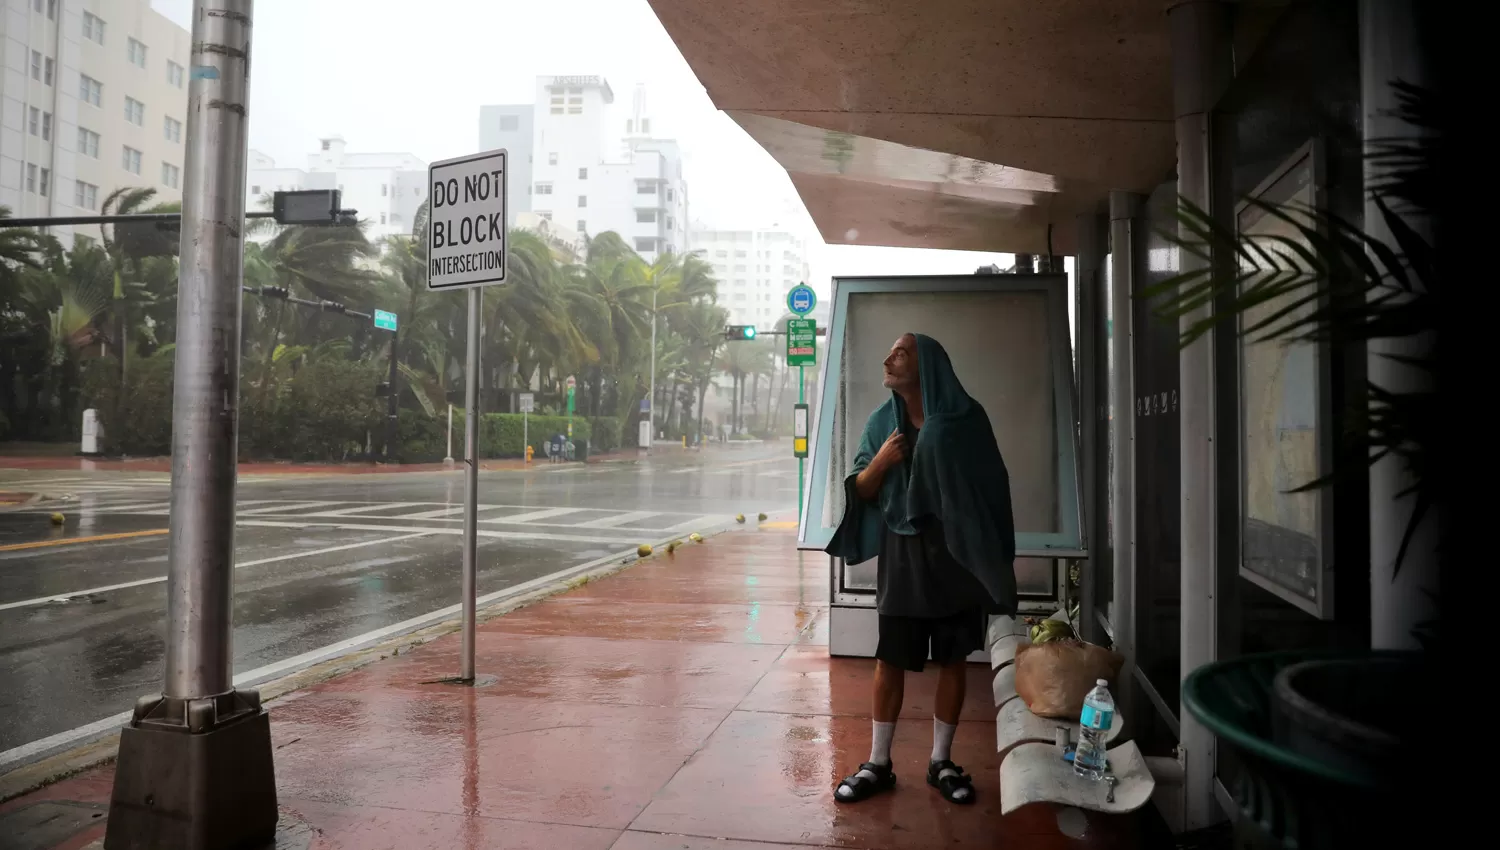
left=525, top=444, right=534, bottom=464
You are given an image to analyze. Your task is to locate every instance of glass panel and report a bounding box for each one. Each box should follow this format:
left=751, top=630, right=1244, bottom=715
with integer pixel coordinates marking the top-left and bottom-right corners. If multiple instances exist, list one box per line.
left=1237, top=156, right=1322, bottom=606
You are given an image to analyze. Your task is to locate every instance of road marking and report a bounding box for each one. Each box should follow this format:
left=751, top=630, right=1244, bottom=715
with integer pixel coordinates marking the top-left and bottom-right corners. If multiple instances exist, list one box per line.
left=236, top=500, right=347, bottom=515
left=761, top=521, right=799, bottom=529
left=392, top=505, right=470, bottom=519
left=302, top=501, right=432, bottom=517
left=664, top=514, right=727, bottom=532
left=0, top=528, right=169, bottom=553
left=237, top=519, right=637, bottom=545
left=0, top=532, right=436, bottom=613
left=501, top=507, right=583, bottom=524
left=575, top=510, right=658, bottom=528
left=0, top=521, right=739, bottom=772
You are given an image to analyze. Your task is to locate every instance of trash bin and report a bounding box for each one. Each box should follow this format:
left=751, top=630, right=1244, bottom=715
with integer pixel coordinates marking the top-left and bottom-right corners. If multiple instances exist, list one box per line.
left=575, top=439, right=589, bottom=462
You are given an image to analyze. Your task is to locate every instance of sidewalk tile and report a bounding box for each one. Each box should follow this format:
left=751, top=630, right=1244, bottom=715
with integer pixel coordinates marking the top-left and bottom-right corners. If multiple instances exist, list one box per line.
left=481, top=597, right=816, bottom=644
left=611, top=834, right=836, bottom=850
left=736, top=646, right=998, bottom=721
left=286, top=799, right=620, bottom=850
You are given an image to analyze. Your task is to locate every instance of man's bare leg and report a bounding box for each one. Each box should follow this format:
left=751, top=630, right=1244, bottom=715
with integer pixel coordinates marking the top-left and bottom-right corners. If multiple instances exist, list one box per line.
left=931, top=660, right=973, bottom=801
left=835, top=660, right=905, bottom=801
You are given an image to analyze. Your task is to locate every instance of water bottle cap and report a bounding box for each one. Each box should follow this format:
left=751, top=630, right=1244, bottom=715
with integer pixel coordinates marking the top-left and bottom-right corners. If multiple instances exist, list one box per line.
left=1096, top=679, right=1107, bottom=686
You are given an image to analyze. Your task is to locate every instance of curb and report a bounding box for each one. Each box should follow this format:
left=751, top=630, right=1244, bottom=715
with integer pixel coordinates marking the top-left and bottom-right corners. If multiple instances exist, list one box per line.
left=0, top=522, right=734, bottom=803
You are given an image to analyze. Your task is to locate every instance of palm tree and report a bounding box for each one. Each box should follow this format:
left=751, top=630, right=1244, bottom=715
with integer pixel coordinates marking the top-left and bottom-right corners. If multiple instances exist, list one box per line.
left=98, top=187, right=174, bottom=392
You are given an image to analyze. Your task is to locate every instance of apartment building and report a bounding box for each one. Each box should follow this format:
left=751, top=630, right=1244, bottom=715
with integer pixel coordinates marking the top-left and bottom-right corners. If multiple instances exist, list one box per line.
left=690, top=227, right=811, bottom=330
left=1, top=0, right=191, bottom=242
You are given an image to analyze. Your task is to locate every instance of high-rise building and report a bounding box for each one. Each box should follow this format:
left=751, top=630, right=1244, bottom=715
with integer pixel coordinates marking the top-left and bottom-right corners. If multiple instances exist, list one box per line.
left=1, top=0, right=191, bottom=243
left=244, top=136, right=427, bottom=243
left=690, top=227, right=811, bottom=330
left=480, top=77, right=689, bottom=262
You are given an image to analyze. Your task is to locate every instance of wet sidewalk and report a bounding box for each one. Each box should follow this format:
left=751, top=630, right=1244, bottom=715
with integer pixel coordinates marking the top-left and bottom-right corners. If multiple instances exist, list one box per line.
left=0, top=528, right=1152, bottom=849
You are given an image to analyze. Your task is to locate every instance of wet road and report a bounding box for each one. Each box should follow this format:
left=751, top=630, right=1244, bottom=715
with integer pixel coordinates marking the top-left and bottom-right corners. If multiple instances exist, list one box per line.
left=0, top=446, right=797, bottom=757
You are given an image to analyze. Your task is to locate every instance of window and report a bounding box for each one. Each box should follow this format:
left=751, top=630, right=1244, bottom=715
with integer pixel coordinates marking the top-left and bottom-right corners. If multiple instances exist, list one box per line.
left=82, top=12, right=105, bottom=45
left=548, top=153, right=558, bottom=165
left=124, top=97, right=144, bottom=125
left=636, top=181, right=656, bottom=194
left=164, top=116, right=182, bottom=143
left=31, top=51, right=41, bottom=81
left=161, top=162, right=180, bottom=188
left=667, top=188, right=674, bottom=201
left=734, top=250, right=747, bottom=258
left=79, top=75, right=102, bottom=107
left=667, top=216, right=674, bottom=229
left=715, top=250, right=727, bottom=258
left=39, top=168, right=51, bottom=197
left=498, top=114, right=519, bottom=131
left=41, top=112, right=51, bottom=141
left=733, top=293, right=747, bottom=302
left=577, top=220, right=586, bottom=233
left=122, top=146, right=142, bottom=175
left=251, top=185, right=261, bottom=195
left=44, top=57, right=53, bottom=85
left=167, top=61, right=184, bottom=88
left=567, top=106, right=582, bottom=114
left=578, top=167, right=587, bottom=180
left=535, top=183, right=552, bottom=195
left=380, top=213, right=387, bottom=224
left=25, top=165, right=37, bottom=193
left=127, top=38, right=147, bottom=68
left=320, top=140, right=331, bottom=151
left=75, top=181, right=99, bottom=210
left=734, top=264, right=747, bottom=272
left=577, top=195, right=587, bottom=208
left=634, top=237, right=655, bottom=252
left=45, top=0, right=56, bottom=20
left=28, top=107, right=39, bottom=136
left=77, top=128, right=100, bottom=158
left=636, top=210, right=656, bottom=223
left=550, top=106, right=563, bottom=115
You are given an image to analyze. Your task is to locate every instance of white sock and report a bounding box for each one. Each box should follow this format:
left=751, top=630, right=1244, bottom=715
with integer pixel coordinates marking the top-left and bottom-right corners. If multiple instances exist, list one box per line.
left=931, top=718, right=969, bottom=800
left=836, top=720, right=896, bottom=800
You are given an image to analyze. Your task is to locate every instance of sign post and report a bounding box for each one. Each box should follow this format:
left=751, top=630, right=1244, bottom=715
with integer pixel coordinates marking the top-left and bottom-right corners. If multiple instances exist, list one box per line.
left=565, top=375, right=576, bottom=441
left=785, top=284, right=818, bottom=524
left=519, top=392, right=534, bottom=463
left=374, top=310, right=399, bottom=463
left=427, top=148, right=508, bottom=684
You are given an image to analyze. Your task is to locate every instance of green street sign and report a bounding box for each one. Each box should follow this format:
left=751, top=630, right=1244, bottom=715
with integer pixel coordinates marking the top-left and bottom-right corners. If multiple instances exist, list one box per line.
left=566, top=385, right=575, bottom=414
left=787, top=318, right=816, bottom=367
left=374, top=309, right=398, bottom=332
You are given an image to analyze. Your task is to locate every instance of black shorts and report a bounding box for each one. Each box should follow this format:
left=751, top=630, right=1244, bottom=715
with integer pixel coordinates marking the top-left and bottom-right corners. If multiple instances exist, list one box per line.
left=875, top=609, right=985, bottom=672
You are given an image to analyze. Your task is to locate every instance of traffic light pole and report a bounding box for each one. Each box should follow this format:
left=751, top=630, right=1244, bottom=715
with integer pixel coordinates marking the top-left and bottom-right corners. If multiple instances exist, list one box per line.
left=105, top=3, right=279, bottom=848
left=385, top=328, right=400, bottom=463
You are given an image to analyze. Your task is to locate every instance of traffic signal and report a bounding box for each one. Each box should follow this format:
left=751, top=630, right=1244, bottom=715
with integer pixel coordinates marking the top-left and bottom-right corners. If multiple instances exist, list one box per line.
left=320, top=300, right=347, bottom=314
left=725, top=325, right=757, bottom=341
left=258, top=286, right=289, bottom=300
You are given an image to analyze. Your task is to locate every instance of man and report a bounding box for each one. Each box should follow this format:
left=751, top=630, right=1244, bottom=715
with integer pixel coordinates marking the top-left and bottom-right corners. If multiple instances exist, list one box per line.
left=827, top=333, right=1017, bottom=806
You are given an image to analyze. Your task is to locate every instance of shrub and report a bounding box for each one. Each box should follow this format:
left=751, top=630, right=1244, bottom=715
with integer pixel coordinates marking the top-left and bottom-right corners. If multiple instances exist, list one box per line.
left=588, top=416, right=621, bottom=452
left=452, top=412, right=593, bottom=457
left=280, top=359, right=384, bottom=461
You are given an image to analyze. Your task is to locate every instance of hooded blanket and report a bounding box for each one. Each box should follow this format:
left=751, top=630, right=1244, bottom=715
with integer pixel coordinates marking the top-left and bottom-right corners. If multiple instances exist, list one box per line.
left=825, top=333, right=1018, bottom=614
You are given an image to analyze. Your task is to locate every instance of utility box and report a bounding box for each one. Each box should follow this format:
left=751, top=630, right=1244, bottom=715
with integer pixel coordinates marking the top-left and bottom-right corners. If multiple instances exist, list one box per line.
left=638, top=419, right=652, bottom=449
left=81, top=409, right=102, bottom=456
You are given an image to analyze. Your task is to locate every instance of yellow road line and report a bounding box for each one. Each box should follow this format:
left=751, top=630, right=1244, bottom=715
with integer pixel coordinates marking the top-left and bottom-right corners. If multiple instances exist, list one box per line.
left=0, top=528, right=169, bottom=553
left=760, top=521, right=799, bottom=530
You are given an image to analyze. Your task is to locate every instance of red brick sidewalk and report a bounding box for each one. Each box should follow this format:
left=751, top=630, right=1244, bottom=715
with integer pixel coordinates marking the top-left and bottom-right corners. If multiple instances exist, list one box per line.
left=0, top=529, right=1149, bottom=849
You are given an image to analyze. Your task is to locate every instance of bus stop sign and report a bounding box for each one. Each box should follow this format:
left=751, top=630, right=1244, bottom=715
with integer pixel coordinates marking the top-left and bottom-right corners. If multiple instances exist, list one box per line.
left=787, top=318, right=816, bottom=367
left=787, top=283, right=816, bottom=316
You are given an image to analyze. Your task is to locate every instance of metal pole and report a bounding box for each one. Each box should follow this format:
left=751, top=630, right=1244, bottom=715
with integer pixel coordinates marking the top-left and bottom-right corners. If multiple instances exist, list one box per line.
left=523, top=409, right=528, bottom=463
left=798, top=366, right=805, bottom=522
left=647, top=287, right=657, bottom=453
left=385, top=328, right=399, bottom=463
left=1108, top=191, right=1142, bottom=665
left=461, top=287, right=480, bottom=681
left=445, top=403, right=454, bottom=464
left=106, top=2, right=277, bottom=845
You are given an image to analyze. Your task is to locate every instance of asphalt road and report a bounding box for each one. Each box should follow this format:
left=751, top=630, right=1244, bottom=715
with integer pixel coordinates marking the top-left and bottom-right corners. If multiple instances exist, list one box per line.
left=0, top=445, right=797, bottom=757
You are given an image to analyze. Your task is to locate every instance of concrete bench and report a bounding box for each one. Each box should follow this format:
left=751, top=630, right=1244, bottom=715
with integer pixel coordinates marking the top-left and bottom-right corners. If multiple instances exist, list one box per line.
left=987, top=613, right=1154, bottom=817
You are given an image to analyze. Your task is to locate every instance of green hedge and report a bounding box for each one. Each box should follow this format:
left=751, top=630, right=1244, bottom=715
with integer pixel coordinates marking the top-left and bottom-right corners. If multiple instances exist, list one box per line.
left=451, top=412, right=597, bottom=458
left=588, top=416, right=621, bottom=453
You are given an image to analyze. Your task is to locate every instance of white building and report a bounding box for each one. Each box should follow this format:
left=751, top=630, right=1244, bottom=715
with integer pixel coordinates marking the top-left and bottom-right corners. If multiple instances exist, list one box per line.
left=480, top=76, right=689, bottom=263
left=690, top=227, right=811, bottom=330
left=477, top=103, right=532, bottom=226
left=245, top=135, right=426, bottom=243
left=1, top=0, right=191, bottom=242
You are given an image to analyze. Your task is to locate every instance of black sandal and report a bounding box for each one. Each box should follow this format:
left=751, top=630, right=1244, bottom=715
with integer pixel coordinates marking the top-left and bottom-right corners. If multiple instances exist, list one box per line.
left=834, top=761, right=896, bottom=803
left=927, top=759, right=976, bottom=805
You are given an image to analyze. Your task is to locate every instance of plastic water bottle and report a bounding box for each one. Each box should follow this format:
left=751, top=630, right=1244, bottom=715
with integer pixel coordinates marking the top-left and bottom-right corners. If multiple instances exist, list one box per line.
left=1073, top=678, right=1113, bottom=780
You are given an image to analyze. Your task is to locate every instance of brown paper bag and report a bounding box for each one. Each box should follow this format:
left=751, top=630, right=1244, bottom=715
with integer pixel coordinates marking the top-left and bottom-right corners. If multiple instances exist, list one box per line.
left=1013, top=639, right=1125, bottom=719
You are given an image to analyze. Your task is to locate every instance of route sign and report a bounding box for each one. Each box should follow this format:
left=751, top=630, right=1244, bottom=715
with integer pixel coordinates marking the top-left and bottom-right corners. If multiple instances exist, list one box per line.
left=519, top=393, right=534, bottom=413
left=787, top=283, right=817, bottom=316
left=426, top=148, right=508, bottom=291
left=787, top=318, right=817, bottom=367
left=373, top=309, right=398, bottom=332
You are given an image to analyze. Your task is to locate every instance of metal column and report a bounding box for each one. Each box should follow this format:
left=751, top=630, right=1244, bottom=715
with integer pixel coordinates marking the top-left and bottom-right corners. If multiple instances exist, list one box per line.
left=460, top=288, right=481, bottom=681
left=105, top=3, right=278, bottom=847
left=1360, top=0, right=1437, bottom=650
left=1108, top=192, right=1143, bottom=663
left=1168, top=0, right=1233, bottom=831
left=1075, top=210, right=1109, bottom=646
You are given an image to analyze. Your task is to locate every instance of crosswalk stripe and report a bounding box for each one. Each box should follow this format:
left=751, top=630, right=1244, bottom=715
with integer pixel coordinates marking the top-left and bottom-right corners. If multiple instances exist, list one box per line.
left=574, top=510, right=659, bottom=528
left=237, top=519, right=635, bottom=545
left=500, top=507, right=583, bottom=524
left=664, top=514, right=726, bottom=532
left=302, top=502, right=431, bottom=517
left=236, top=501, right=347, bottom=515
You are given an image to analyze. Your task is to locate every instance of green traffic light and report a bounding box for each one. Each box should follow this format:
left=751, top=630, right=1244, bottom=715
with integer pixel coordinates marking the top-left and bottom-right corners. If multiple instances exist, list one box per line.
left=745, top=327, right=756, bottom=339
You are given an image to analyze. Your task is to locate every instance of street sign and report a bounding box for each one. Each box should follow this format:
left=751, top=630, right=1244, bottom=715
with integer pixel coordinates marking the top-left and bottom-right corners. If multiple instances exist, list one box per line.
left=787, top=283, right=817, bottom=316
left=787, top=318, right=817, bottom=367
left=426, top=148, right=508, bottom=291
left=640, top=398, right=650, bottom=413
left=566, top=386, right=576, bottom=415
left=373, top=309, right=398, bottom=332
left=793, top=403, right=809, bottom=458
left=519, top=393, right=534, bottom=413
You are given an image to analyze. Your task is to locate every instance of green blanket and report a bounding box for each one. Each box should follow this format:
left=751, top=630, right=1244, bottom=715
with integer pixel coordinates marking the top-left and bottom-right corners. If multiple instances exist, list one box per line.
left=825, top=333, right=1018, bottom=614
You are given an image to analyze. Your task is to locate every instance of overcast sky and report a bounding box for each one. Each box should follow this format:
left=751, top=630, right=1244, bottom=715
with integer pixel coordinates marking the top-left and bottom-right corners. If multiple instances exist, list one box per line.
left=154, top=0, right=1014, bottom=294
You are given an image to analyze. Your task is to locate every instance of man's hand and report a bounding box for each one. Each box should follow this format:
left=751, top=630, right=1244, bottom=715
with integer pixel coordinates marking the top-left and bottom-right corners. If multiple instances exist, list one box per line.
left=856, top=428, right=906, bottom=501
left=873, top=428, right=907, bottom=472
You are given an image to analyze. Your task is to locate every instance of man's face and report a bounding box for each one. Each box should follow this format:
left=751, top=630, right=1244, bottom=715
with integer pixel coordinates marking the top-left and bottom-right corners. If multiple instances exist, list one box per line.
left=882, top=334, right=919, bottom=391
